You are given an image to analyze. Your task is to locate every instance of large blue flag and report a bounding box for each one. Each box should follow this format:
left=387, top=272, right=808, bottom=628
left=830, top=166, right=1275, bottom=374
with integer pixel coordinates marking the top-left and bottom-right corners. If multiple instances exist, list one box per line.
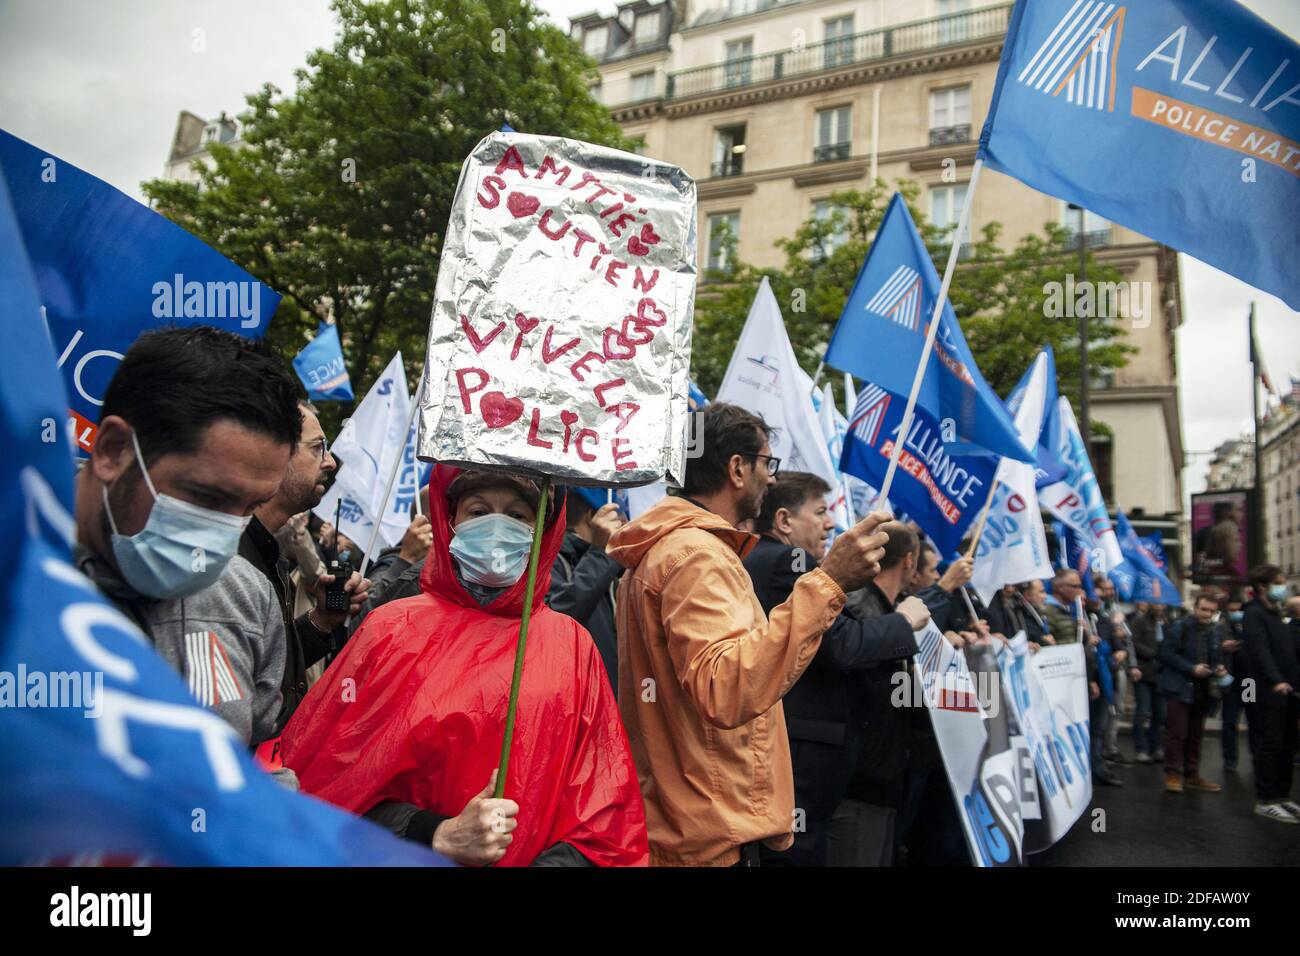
left=1114, top=510, right=1181, bottom=606
left=840, top=379, right=998, bottom=556
left=0, top=172, right=444, bottom=867
left=294, top=322, right=354, bottom=401
left=1005, top=346, right=1067, bottom=487
left=980, top=0, right=1300, bottom=310
left=0, top=129, right=280, bottom=455
left=825, top=192, right=1031, bottom=463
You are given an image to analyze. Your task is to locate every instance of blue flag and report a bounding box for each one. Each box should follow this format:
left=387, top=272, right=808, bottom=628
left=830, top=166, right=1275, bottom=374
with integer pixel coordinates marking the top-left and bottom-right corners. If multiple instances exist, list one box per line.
left=1055, top=521, right=1099, bottom=602
left=825, top=193, right=1031, bottom=463
left=0, top=173, right=444, bottom=867
left=1140, top=533, right=1169, bottom=573
left=1005, top=346, right=1067, bottom=487
left=569, top=486, right=631, bottom=521
left=0, top=129, right=280, bottom=455
left=980, top=0, right=1300, bottom=309
left=688, top=380, right=709, bottom=409
left=840, top=379, right=997, bottom=556
left=1115, top=510, right=1181, bottom=605
left=293, top=323, right=354, bottom=401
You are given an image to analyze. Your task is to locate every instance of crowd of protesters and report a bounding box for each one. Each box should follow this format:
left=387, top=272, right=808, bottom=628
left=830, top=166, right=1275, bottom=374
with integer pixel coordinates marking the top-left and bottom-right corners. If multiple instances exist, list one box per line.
left=73, top=326, right=1300, bottom=866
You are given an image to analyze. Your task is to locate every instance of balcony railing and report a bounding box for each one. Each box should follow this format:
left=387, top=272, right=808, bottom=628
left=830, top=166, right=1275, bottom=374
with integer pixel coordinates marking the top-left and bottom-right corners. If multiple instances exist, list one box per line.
left=929, top=123, right=972, bottom=147
left=1064, top=228, right=1113, bottom=249
left=664, top=4, right=1011, bottom=101
left=813, top=142, right=851, bottom=163
left=710, top=157, right=745, bottom=177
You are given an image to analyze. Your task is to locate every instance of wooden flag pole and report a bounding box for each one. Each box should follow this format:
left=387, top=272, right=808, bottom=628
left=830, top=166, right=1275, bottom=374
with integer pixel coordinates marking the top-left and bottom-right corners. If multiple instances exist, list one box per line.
left=877, top=160, right=984, bottom=503
left=963, top=474, right=1003, bottom=559
left=494, top=474, right=552, bottom=799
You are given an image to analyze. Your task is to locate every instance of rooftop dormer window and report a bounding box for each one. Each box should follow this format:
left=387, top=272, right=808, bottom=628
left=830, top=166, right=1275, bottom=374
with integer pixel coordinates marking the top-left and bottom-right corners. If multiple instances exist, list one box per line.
left=584, top=25, right=608, bottom=58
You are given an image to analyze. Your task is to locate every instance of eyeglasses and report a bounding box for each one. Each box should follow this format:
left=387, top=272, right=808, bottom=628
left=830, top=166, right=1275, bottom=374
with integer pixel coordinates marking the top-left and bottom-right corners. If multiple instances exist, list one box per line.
left=741, top=452, right=781, bottom=477
left=305, top=438, right=330, bottom=463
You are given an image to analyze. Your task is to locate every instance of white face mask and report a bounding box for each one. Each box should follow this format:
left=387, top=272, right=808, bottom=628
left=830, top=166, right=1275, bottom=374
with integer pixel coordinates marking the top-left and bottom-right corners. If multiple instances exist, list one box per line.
left=104, top=430, right=250, bottom=599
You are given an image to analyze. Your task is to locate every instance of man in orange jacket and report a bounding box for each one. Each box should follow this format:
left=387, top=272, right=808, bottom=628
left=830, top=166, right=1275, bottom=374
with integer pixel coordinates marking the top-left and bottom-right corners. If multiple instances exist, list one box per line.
left=608, top=402, right=891, bottom=866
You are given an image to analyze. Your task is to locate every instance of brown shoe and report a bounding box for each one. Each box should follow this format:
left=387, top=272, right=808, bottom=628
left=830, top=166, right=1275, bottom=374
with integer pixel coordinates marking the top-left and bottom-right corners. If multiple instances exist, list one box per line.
left=1185, top=776, right=1222, bottom=792
left=1164, top=773, right=1183, bottom=793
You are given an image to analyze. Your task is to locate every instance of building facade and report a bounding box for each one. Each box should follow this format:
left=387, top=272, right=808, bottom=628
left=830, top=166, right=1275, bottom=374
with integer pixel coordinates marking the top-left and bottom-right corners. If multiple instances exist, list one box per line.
left=163, top=111, right=239, bottom=184
left=1204, top=437, right=1255, bottom=494
left=577, top=0, right=1186, bottom=563
left=1259, top=400, right=1300, bottom=589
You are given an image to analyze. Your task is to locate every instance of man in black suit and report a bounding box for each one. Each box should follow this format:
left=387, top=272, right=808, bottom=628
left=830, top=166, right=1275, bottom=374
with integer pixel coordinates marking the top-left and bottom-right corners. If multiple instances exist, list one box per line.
left=743, top=472, right=932, bottom=866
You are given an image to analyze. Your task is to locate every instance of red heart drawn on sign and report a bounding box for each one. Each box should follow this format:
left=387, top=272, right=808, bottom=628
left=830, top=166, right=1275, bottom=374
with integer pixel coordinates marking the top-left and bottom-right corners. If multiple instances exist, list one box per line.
left=626, top=236, right=650, bottom=257
left=636, top=298, right=668, bottom=328
left=480, top=391, right=524, bottom=428
left=513, top=312, right=539, bottom=334
left=619, top=314, right=655, bottom=347
left=506, top=192, right=540, bottom=219
left=639, top=222, right=660, bottom=245
left=602, top=327, right=637, bottom=361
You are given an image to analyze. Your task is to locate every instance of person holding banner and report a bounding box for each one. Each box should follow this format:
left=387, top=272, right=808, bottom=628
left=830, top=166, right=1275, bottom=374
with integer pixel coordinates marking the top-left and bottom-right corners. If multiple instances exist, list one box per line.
left=741, top=473, right=932, bottom=866
left=283, top=466, right=648, bottom=866
left=72, top=327, right=304, bottom=751
left=608, top=403, right=892, bottom=867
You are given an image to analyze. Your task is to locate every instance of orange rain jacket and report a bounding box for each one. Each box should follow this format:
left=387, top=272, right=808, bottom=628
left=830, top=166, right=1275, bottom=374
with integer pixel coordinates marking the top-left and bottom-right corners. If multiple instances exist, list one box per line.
left=608, top=495, right=846, bottom=866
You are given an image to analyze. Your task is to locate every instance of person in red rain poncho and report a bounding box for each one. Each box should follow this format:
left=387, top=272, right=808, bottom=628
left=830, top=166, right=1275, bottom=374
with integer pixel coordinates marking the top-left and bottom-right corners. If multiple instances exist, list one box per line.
left=282, top=466, right=648, bottom=867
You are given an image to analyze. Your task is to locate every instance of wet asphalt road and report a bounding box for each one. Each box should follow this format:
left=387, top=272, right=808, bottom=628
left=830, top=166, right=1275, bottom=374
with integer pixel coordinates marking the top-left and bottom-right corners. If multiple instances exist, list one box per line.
left=1031, top=726, right=1299, bottom=866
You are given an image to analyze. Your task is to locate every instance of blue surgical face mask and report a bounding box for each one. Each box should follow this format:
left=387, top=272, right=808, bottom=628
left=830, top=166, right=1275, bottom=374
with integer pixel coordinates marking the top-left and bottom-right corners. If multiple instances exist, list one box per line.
left=449, top=512, right=535, bottom=588
left=103, top=430, right=250, bottom=600
left=1268, top=584, right=1289, bottom=603
left=1229, top=610, right=1244, bottom=623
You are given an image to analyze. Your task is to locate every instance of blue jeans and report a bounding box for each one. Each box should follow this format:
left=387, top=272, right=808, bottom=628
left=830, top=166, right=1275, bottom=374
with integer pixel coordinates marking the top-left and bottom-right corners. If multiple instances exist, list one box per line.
left=1133, top=680, right=1165, bottom=755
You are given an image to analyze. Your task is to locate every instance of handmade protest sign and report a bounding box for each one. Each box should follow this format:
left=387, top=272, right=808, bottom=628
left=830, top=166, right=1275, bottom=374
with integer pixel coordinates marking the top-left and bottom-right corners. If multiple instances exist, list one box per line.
left=416, top=131, right=697, bottom=486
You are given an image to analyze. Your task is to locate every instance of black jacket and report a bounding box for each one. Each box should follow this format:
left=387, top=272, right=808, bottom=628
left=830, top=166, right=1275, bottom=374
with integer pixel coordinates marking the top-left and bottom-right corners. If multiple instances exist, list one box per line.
left=1157, top=615, right=1221, bottom=704
left=239, top=516, right=333, bottom=725
left=1129, top=611, right=1163, bottom=683
left=1241, top=598, right=1300, bottom=689
left=545, top=532, right=621, bottom=693
left=743, top=537, right=917, bottom=821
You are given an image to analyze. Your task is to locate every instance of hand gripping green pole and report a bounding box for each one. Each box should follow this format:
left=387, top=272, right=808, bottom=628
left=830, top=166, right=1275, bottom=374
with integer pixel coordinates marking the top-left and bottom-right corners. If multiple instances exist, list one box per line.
left=493, top=474, right=552, bottom=799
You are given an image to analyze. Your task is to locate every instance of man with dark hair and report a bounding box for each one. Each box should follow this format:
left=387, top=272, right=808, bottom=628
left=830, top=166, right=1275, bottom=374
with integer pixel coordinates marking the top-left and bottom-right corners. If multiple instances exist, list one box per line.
left=546, top=490, right=625, bottom=691
left=1159, top=593, right=1226, bottom=795
left=1218, top=592, right=1249, bottom=772
left=237, top=401, right=370, bottom=729
left=1242, top=566, right=1300, bottom=822
left=743, top=473, right=931, bottom=865
left=73, top=326, right=304, bottom=747
left=608, top=403, right=892, bottom=866
left=833, top=520, right=949, bottom=866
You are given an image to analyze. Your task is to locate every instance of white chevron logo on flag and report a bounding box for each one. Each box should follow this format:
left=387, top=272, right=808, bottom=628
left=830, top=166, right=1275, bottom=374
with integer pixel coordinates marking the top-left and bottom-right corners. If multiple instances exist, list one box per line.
left=849, top=384, right=890, bottom=446
left=1016, top=1, right=1126, bottom=113
left=185, top=630, right=244, bottom=707
left=863, top=265, right=924, bottom=331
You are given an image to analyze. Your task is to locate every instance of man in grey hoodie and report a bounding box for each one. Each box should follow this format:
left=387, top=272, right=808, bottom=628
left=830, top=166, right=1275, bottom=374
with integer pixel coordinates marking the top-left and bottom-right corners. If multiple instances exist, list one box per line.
left=74, top=327, right=303, bottom=752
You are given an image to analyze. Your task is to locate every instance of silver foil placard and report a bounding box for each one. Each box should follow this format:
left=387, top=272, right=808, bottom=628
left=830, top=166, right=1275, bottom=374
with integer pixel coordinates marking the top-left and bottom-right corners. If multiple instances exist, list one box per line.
left=416, top=131, right=696, bottom=487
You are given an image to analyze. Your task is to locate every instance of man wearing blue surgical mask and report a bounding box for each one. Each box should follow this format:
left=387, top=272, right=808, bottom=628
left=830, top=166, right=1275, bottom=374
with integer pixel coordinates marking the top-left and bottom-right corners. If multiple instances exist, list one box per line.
left=1242, top=565, right=1300, bottom=824
left=75, top=326, right=303, bottom=749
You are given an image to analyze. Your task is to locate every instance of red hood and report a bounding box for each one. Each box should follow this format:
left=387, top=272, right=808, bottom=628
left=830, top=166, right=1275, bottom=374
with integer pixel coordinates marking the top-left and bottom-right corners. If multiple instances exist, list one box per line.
left=419, top=464, right=567, bottom=617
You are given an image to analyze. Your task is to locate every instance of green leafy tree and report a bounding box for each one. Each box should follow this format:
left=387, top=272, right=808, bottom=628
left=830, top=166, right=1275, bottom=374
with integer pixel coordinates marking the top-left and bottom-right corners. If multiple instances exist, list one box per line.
left=692, top=178, right=1133, bottom=414
left=144, top=0, right=631, bottom=426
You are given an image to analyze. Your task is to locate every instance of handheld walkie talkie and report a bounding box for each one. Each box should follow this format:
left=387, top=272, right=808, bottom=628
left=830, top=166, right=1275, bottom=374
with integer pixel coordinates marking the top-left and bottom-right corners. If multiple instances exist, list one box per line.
left=324, top=498, right=353, bottom=612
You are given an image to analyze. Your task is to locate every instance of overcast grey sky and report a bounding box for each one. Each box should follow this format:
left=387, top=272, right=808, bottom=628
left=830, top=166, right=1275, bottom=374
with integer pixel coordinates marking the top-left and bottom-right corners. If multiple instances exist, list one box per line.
left=1, top=0, right=1296, bottom=502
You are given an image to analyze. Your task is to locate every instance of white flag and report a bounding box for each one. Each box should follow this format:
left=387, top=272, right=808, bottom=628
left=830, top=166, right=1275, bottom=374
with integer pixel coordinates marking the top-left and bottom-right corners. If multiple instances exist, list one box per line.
left=716, top=277, right=837, bottom=493
left=816, top=384, right=853, bottom=531
left=972, top=351, right=1054, bottom=605
left=315, top=352, right=412, bottom=557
